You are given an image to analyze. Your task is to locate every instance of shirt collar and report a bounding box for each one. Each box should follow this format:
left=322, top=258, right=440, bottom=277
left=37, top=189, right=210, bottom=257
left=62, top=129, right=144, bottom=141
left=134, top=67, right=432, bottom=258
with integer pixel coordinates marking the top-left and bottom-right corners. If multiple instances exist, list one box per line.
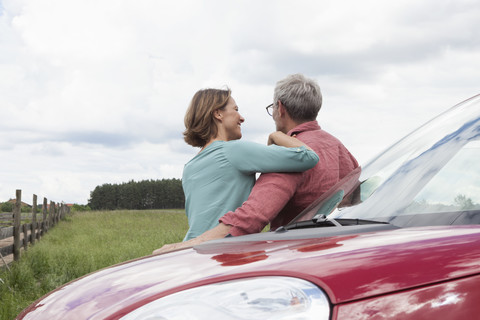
left=287, top=120, right=321, bottom=136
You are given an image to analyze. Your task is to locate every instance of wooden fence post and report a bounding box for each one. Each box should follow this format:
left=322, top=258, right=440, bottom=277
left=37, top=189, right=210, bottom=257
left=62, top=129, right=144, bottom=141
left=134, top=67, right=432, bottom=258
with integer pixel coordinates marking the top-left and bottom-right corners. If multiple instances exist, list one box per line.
left=56, top=203, right=60, bottom=224
left=49, top=201, right=55, bottom=227
left=32, top=194, right=37, bottom=244
left=3, top=191, right=68, bottom=266
left=13, top=189, right=22, bottom=261
left=42, top=197, right=48, bottom=235
left=23, top=224, right=28, bottom=251
left=62, top=204, right=66, bottom=220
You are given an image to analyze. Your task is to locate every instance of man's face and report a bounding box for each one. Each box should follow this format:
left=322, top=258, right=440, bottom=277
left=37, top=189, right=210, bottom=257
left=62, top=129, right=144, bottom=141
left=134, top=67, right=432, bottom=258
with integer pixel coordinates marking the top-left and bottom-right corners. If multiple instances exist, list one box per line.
left=272, top=101, right=286, bottom=133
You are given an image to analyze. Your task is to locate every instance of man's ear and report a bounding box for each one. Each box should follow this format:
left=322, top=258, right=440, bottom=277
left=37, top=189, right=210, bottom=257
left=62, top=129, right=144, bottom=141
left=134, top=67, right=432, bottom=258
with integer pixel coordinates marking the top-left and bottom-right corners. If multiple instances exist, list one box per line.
left=277, top=101, right=286, bottom=117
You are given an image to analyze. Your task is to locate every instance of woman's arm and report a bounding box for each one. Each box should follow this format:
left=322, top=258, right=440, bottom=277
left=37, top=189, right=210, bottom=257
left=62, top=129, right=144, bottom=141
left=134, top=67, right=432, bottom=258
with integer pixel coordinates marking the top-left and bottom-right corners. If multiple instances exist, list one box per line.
left=225, top=139, right=319, bottom=174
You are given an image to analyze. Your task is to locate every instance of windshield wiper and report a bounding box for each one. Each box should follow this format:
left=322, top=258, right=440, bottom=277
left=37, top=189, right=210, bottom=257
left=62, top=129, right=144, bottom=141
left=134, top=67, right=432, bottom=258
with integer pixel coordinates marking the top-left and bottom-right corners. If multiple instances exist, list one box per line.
left=278, top=215, right=389, bottom=231
left=277, top=214, right=338, bottom=231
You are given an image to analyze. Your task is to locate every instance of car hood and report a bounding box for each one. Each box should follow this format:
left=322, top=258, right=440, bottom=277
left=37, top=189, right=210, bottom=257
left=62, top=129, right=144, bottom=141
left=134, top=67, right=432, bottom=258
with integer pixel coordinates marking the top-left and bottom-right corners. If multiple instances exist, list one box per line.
left=19, top=225, right=480, bottom=320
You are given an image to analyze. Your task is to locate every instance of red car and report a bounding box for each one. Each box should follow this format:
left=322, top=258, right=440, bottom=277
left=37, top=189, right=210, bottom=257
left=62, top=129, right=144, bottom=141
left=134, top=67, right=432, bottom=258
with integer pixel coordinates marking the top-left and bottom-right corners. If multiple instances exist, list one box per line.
left=18, top=94, right=480, bottom=319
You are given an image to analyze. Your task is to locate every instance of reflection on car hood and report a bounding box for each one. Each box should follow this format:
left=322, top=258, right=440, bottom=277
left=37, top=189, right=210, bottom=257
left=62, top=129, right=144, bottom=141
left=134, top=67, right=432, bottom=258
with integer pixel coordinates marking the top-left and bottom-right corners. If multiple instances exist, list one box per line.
left=19, top=226, right=480, bottom=320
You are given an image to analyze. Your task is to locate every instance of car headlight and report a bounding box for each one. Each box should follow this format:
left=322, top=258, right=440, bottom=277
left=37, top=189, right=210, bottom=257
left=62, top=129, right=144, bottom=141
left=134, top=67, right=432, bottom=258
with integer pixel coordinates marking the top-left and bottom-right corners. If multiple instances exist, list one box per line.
left=120, top=276, right=330, bottom=320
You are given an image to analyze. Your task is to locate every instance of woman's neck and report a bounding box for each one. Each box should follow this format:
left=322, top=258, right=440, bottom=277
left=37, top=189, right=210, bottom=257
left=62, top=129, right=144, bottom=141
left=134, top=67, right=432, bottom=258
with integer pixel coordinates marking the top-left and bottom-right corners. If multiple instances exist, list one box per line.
left=200, top=137, right=222, bottom=152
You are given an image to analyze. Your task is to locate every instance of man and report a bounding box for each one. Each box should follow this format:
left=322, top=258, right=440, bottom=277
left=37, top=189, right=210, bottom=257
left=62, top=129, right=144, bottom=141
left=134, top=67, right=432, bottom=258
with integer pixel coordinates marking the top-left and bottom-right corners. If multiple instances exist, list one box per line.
left=153, top=74, right=358, bottom=254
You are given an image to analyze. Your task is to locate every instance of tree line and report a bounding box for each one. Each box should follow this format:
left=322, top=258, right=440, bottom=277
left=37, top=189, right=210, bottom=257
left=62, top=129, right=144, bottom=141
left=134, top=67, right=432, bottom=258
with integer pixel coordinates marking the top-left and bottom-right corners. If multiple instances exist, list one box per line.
left=88, top=179, right=185, bottom=210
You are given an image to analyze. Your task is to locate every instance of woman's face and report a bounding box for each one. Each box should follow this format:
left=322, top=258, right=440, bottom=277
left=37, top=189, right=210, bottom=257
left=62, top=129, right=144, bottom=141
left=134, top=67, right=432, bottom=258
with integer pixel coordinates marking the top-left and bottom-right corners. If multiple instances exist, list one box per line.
left=218, top=97, right=245, bottom=141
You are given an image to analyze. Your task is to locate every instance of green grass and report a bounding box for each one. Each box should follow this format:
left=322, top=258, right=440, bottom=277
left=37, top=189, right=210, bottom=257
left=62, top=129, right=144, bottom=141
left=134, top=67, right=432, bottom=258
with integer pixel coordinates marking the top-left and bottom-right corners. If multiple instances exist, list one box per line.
left=0, top=209, right=188, bottom=320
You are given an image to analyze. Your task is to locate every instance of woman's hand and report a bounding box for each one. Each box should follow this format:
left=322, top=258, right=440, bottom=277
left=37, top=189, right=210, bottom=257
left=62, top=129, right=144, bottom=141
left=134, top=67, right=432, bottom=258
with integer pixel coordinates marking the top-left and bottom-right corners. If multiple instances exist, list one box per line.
left=152, top=240, right=195, bottom=255
left=152, top=223, right=232, bottom=255
left=268, top=131, right=311, bottom=149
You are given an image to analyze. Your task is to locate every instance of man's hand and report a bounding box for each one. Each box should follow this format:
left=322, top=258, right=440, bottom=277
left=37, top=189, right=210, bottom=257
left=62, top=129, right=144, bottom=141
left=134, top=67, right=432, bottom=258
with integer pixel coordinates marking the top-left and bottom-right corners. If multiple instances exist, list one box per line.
left=152, top=223, right=232, bottom=255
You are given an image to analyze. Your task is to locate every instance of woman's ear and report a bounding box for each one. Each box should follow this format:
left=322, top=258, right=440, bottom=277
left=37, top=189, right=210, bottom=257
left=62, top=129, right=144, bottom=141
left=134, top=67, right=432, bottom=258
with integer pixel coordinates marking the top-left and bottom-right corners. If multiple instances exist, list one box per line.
left=213, top=109, right=223, bottom=121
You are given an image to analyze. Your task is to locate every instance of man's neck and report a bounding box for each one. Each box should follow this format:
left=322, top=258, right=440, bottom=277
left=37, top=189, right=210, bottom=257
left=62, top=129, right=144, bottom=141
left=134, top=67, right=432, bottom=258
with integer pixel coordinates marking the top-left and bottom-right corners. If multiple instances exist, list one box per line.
left=282, top=119, right=303, bottom=134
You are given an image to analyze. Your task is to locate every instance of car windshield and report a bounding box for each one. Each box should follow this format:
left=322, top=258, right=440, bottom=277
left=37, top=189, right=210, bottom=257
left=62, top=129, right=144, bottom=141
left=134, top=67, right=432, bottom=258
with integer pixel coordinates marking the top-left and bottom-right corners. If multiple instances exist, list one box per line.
left=290, top=94, right=480, bottom=227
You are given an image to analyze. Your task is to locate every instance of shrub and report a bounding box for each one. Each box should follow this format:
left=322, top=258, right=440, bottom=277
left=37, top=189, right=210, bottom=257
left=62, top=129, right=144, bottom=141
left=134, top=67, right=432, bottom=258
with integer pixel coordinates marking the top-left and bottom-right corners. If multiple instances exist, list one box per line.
left=71, top=204, right=91, bottom=212
left=0, top=202, right=13, bottom=212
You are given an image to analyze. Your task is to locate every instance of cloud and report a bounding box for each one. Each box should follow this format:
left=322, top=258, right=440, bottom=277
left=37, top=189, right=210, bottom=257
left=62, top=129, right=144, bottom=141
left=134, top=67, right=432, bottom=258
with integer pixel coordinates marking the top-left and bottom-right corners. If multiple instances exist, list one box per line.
left=0, top=0, right=479, bottom=203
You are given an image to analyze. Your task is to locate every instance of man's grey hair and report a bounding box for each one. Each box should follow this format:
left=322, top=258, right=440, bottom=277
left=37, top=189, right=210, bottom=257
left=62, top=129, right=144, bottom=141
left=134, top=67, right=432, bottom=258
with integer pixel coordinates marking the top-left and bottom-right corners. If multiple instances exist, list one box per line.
left=273, top=74, right=322, bottom=122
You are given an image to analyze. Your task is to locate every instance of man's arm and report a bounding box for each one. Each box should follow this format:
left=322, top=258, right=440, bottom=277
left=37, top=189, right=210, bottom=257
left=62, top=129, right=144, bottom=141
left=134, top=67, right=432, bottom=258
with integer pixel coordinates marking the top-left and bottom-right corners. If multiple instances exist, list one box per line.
left=220, top=172, right=301, bottom=235
left=152, top=172, right=301, bottom=255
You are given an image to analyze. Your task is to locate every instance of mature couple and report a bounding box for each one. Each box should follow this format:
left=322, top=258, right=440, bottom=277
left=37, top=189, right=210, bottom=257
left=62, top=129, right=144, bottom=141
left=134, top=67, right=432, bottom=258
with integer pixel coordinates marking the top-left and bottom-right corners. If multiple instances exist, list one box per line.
left=153, top=74, right=358, bottom=254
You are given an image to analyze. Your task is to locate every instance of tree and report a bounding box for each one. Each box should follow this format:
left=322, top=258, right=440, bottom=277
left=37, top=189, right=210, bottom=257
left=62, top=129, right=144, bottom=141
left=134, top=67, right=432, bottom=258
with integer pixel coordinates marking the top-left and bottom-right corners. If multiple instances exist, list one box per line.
left=454, top=194, right=475, bottom=210
left=88, top=179, right=185, bottom=210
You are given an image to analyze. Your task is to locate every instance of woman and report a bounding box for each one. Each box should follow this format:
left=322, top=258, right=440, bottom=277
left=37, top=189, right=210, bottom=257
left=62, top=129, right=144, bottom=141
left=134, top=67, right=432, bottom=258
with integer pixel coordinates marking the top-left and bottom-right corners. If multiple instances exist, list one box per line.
left=182, top=88, right=319, bottom=240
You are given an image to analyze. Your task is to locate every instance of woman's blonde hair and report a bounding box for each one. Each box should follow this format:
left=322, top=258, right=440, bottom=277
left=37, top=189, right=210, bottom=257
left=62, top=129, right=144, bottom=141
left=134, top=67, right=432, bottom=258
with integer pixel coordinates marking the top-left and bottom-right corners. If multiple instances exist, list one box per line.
left=183, top=88, right=231, bottom=147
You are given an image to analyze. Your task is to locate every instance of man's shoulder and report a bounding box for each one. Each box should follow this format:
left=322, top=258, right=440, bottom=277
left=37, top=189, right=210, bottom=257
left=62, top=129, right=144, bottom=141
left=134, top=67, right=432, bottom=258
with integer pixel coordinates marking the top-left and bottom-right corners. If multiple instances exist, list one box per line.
left=298, top=126, right=341, bottom=143
left=289, top=120, right=320, bottom=135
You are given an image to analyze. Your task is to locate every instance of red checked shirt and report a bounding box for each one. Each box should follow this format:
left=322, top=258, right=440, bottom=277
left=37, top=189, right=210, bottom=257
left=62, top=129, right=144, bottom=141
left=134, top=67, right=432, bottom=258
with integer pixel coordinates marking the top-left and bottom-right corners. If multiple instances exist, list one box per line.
left=219, top=120, right=359, bottom=236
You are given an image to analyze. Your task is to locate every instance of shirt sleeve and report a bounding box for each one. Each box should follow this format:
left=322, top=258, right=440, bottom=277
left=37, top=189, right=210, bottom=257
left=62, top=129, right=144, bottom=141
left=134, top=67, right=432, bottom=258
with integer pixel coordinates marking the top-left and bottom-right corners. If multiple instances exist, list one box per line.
left=339, top=146, right=359, bottom=178
left=224, top=141, right=319, bottom=175
left=219, top=172, right=303, bottom=236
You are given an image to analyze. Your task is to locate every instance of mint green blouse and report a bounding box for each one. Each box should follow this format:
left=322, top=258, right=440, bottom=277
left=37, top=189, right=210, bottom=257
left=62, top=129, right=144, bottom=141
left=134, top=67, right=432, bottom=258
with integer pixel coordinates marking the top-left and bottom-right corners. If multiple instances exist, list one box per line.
left=182, top=140, right=319, bottom=240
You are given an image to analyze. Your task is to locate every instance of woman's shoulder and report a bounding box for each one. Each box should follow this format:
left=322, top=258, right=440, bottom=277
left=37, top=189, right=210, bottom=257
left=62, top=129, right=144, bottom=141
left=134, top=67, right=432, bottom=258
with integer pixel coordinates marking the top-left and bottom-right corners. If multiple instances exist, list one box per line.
left=224, top=139, right=258, bottom=148
left=222, top=139, right=266, bottom=154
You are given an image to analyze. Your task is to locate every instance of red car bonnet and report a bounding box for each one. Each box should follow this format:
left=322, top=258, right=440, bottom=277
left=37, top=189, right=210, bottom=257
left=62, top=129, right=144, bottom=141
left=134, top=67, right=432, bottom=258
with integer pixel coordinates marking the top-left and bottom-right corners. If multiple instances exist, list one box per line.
left=18, top=225, right=480, bottom=320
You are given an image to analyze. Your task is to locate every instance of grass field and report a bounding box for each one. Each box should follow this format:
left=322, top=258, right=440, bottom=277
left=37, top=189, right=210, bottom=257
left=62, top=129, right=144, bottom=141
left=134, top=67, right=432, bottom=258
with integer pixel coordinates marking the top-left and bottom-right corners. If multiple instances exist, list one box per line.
left=0, top=209, right=188, bottom=320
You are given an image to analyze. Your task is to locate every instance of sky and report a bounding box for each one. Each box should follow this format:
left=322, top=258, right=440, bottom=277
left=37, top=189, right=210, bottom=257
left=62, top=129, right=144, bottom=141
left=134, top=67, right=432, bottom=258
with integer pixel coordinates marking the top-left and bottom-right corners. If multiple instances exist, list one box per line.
left=0, top=0, right=479, bottom=205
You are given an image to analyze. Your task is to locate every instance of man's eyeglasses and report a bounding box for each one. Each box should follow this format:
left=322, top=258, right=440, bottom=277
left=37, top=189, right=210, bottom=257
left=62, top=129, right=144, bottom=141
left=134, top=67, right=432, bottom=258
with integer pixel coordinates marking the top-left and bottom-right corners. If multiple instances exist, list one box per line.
left=266, top=103, right=274, bottom=116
